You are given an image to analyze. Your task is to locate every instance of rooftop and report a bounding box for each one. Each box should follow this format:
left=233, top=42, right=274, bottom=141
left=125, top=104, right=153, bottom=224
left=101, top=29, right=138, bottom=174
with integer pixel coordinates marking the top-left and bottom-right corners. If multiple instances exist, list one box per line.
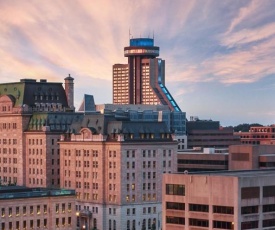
left=0, top=186, right=75, bottom=200
left=183, top=169, right=275, bottom=178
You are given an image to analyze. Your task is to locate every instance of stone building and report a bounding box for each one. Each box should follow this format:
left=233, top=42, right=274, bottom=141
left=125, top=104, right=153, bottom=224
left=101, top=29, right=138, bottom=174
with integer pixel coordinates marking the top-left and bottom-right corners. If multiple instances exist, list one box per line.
left=59, top=113, right=178, bottom=230
left=0, top=186, right=76, bottom=230
left=0, top=76, right=81, bottom=188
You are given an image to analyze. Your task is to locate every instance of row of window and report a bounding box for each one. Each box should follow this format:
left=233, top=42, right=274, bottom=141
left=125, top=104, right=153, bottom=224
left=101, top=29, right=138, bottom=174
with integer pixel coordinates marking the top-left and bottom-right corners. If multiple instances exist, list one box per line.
left=241, top=186, right=275, bottom=199
left=0, top=139, right=17, bottom=145
left=0, top=176, right=17, bottom=184
left=126, top=218, right=156, bottom=230
left=0, top=158, right=17, bottom=164
left=0, top=148, right=17, bottom=154
left=64, top=149, right=99, bottom=157
left=166, top=202, right=275, bottom=216
left=0, top=123, right=17, bottom=129
left=1, top=204, right=72, bottom=217
left=178, top=159, right=228, bottom=165
left=0, top=167, right=18, bottom=174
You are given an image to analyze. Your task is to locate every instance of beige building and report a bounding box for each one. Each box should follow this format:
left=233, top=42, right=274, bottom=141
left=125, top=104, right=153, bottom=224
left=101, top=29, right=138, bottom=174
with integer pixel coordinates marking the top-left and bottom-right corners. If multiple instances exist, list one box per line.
left=59, top=114, right=178, bottom=230
left=0, top=77, right=81, bottom=188
left=0, top=186, right=76, bottom=230
left=229, top=145, right=275, bottom=170
left=163, top=170, right=275, bottom=230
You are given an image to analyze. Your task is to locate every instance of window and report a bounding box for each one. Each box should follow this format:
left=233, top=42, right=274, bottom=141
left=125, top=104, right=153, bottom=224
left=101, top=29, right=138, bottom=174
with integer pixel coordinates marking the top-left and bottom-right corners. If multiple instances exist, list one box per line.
left=36, top=205, right=40, bottom=214
left=263, top=186, right=275, bottom=197
left=189, top=204, right=209, bottom=212
left=30, top=206, right=33, bottom=215
left=37, top=219, right=41, bottom=228
left=166, top=216, right=185, bottom=225
left=241, top=221, right=258, bottom=229
left=213, top=220, right=233, bottom=229
left=8, top=207, right=12, bottom=217
left=56, top=204, right=59, bottom=213
left=263, top=219, right=275, bottom=228
left=241, top=187, right=260, bottom=199
left=44, top=219, right=47, bottom=228
left=189, top=218, right=209, bottom=227
left=263, top=204, right=275, bottom=213
left=213, top=205, right=234, bottom=214
left=166, top=184, right=185, bottom=196
left=56, top=218, right=59, bottom=227
left=241, top=206, right=258, bottom=215
left=166, top=202, right=185, bottom=210
left=44, top=205, right=47, bottom=213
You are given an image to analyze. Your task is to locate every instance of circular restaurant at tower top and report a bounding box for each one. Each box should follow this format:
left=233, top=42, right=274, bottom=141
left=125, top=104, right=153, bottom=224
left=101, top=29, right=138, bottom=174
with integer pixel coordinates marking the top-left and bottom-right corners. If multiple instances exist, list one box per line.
left=124, top=38, right=159, bottom=57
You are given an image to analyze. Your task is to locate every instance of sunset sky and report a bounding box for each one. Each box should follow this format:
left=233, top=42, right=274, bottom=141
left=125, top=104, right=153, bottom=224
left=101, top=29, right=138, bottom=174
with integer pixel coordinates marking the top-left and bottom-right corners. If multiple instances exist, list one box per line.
left=1, top=0, right=275, bottom=126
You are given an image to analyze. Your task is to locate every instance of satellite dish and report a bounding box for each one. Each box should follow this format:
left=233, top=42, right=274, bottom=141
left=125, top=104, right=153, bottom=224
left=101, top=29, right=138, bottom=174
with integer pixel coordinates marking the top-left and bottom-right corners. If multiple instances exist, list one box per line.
left=184, top=170, right=188, bottom=174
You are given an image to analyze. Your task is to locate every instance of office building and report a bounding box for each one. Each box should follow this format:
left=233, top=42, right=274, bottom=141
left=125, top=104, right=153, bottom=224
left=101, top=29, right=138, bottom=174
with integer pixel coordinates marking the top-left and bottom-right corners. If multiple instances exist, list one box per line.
left=59, top=113, right=178, bottom=230
left=163, top=169, right=275, bottom=230
left=0, top=186, right=76, bottom=230
left=229, top=144, right=275, bottom=170
left=187, top=117, right=240, bottom=149
left=113, top=38, right=181, bottom=112
left=177, top=148, right=228, bottom=172
left=234, top=125, right=275, bottom=145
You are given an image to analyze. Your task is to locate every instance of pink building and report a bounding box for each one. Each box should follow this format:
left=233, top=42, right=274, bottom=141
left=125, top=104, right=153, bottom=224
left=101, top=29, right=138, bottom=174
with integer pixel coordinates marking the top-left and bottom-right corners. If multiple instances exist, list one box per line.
left=59, top=114, right=178, bottom=230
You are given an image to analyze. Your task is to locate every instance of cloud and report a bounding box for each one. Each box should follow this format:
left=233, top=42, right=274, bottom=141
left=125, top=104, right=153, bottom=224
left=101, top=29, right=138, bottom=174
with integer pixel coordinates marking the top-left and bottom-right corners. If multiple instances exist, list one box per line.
left=169, top=34, right=275, bottom=85
left=226, top=0, right=261, bottom=34
left=221, top=22, right=275, bottom=48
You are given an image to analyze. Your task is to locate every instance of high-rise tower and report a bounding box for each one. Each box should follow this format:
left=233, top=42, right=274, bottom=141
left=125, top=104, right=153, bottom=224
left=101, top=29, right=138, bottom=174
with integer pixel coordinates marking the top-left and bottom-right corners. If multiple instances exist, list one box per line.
left=113, top=38, right=181, bottom=111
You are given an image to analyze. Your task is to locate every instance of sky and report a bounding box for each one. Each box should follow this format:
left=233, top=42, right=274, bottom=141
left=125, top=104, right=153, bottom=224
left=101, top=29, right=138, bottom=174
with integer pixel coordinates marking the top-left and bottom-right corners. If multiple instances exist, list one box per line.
left=0, top=0, right=275, bottom=126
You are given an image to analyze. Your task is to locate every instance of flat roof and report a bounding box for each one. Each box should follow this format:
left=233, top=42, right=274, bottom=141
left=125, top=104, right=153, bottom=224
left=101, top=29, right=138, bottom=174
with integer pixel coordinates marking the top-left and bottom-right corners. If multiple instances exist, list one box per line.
left=181, top=169, right=275, bottom=178
left=0, top=186, right=75, bottom=200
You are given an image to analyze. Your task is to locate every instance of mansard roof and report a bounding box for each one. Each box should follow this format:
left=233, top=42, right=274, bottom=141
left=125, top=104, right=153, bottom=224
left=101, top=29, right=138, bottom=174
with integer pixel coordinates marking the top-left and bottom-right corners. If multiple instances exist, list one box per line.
left=0, top=79, right=68, bottom=108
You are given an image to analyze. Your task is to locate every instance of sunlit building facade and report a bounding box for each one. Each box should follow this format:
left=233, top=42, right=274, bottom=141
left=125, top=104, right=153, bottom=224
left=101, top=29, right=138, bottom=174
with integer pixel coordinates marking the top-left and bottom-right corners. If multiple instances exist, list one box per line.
left=0, top=76, right=80, bottom=188
left=113, top=38, right=181, bottom=112
left=59, top=113, right=178, bottom=230
left=0, top=186, right=76, bottom=230
left=163, top=170, right=275, bottom=230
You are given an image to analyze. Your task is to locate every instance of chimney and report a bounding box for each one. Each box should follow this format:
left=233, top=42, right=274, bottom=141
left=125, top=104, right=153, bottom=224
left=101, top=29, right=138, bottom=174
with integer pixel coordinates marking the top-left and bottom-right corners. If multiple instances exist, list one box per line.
left=64, top=74, right=74, bottom=110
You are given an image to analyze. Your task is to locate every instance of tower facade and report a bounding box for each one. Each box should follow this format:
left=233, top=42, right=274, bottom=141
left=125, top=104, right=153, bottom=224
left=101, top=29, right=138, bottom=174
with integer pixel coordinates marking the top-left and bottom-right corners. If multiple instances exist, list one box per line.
left=113, top=38, right=181, bottom=111
left=64, top=74, right=74, bottom=111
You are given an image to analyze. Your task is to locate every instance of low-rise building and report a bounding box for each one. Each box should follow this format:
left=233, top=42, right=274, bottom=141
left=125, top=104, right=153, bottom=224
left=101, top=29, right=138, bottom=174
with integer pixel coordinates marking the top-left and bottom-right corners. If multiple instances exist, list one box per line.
left=234, top=125, right=275, bottom=145
left=177, top=148, right=228, bottom=172
left=187, top=117, right=240, bottom=149
left=163, top=169, right=275, bottom=230
left=0, top=186, right=76, bottom=230
left=229, top=144, right=275, bottom=170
